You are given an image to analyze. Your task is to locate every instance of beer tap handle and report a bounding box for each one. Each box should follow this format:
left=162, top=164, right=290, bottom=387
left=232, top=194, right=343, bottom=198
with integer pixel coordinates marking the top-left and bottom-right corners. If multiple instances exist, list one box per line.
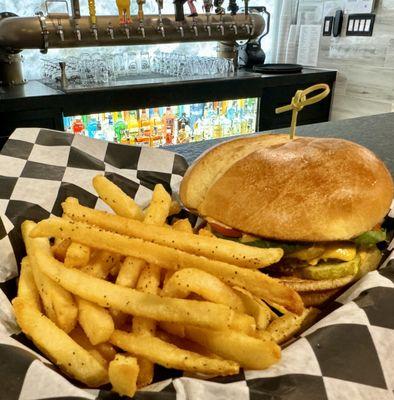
left=214, top=0, right=225, bottom=15
left=137, top=0, right=145, bottom=21
left=71, top=0, right=81, bottom=19
left=116, top=0, right=131, bottom=24
left=174, top=0, right=187, bottom=22
left=187, top=0, right=198, bottom=17
left=88, top=0, right=98, bottom=39
left=227, top=0, right=238, bottom=15
left=244, top=0, right=249, bottom=16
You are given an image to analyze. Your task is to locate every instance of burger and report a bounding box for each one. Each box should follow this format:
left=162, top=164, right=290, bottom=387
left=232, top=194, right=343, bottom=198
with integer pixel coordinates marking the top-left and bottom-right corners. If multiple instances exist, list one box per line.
left=179, top=135, right=394, bottom=306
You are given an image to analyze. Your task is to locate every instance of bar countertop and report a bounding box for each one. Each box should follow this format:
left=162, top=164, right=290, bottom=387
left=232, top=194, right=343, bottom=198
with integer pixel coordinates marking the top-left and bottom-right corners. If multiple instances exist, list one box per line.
left=0, top=68, right=336, bottom=115
left=166, top=112, right=394, bottom=175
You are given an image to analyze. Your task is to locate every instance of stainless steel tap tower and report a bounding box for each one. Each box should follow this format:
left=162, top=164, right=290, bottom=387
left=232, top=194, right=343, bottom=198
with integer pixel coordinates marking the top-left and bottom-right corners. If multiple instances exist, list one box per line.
left=0, top=0, right=265, bottom=86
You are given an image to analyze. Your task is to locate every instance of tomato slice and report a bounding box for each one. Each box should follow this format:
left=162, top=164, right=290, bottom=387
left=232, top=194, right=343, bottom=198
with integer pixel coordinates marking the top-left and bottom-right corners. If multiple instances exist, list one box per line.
left=208, top=221, right=242, bottom=238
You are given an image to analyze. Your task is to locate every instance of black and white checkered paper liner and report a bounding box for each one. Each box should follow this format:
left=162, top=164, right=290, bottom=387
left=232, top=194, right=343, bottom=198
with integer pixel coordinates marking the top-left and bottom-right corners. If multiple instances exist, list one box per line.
left=0, top=128, right=393, bottom=400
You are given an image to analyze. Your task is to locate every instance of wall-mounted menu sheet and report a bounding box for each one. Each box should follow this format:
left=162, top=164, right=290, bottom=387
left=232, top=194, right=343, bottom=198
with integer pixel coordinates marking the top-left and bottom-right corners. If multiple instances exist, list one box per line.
left=297, top=25, right=321, bottom=67
left=345, top=0, right=375, bottom=13
left=285, top=25, right=301, bottom=64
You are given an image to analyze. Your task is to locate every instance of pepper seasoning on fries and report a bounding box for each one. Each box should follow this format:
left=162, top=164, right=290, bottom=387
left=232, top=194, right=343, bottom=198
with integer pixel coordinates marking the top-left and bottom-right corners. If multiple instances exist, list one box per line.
left=13, top=174, right=316, bottom=397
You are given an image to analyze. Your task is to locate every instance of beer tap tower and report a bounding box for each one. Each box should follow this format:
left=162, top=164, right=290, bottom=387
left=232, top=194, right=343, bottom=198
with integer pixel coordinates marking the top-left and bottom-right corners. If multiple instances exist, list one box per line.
left=0, top=0, right=266, bottom=86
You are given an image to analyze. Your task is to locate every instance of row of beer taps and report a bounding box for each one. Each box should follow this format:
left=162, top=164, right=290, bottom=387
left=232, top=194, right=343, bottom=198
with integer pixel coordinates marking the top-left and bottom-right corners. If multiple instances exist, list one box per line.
left=63, top=0, right=253, bottom=41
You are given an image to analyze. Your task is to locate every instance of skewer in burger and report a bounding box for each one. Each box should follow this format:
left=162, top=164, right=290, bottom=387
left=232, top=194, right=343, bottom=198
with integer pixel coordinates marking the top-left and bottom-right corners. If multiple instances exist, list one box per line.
left=180, top=135, right=393, bottom=306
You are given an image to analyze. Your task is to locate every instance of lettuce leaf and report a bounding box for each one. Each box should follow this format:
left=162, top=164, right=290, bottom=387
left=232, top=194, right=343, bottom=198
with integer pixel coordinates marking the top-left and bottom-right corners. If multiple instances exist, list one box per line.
left=353, top=229, right=387, bottom=247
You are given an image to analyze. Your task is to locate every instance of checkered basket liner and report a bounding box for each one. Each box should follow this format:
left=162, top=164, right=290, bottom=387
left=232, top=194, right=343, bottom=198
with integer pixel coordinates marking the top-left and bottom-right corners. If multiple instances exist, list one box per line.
left=0, top=128, right=393, bottom=400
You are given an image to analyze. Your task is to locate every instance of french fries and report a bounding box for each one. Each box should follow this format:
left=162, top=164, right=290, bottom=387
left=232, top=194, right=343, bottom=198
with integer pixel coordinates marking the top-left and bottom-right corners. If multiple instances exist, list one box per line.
left=81, top=250, right=121, bottom=280
left=133, top=264, right=161, bottom=387
left=31, top=246, right=235, bottom=330
left=172, top=218, right=193, bottom=233
left=93, top=175, right=144, bottom=220
left=162, top=268, right=245, bottom=313
left=266, top=308, right=320, bottom=344
left=143, top=183, right=172, bottom=226
left=69, top=326, right=110, bottom=367
left=31, top=218, right=303, bottom=314
left=116, top=257, right=145, bottom=288
left=14, top=178, right=304, bottom=397
left=64, top=242, right=91, bottom=268
left=52, top=238, right=71, bottom=262
left=110, top=330, right=240, bottom=376
left=109, top=355, right=139, bottom=397
left=18, top=257, right=41, bottom=310
left=13, top=297, right=108, bottom=387
left=182, top=326, right=281, bottom=370
left=233, top=286, right=273, bottom=331
left=61, top=200, right=283, bottom=269
left=22, top=221, right=78, bottom=333
left=169, top=200, right=182, bottom=216
left=77, top=297, right=115, bottom=345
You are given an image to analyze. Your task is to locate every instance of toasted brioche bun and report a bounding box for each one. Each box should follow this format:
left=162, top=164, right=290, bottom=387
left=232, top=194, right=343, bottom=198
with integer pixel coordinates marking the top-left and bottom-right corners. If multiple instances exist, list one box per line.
left=180, top=135, right=393, bottom=242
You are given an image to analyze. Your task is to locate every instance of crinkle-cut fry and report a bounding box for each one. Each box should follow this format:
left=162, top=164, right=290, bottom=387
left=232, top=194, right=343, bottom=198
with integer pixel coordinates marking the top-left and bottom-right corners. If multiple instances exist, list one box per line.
left=232, top=286, right=273, bottom=330
left=143, top=184, right=172, bottom=226
left=92, top=175, right=144, bottom=221
left=52, top=238, right=71, bottom=262
left=64, top=242, right=91, bottom=268
left=116, top=257, right=146, bottom=288
left=162, top=268, right=245, bottom=313
left=183, top=326, right=281, bottom=370
left=22, top=221, right=78, bottom=333
left=266, top=307, right=320, bottom=344
left=77, top=297, right=115, bottom=345
left=109, top=355, right=139, bottom=397
left=110, top=330, right=239, bottom=376
left=13, top=297, right=108, bottom=387
left=62, top=201, right=283, bottom=269
left=169, top=200, right=182, bottom=216
left=32, top=247, right=235, bottom=330
left=81, top=250, right=121, bottom=280
left=172, top=218, right=193, bottom=233
left=18, top=257, right=41, bottom=310
left=69, top=326, right=108, bottom=367
left=199, top=228, right=215, bottom=238
left=31, top=218, right=303, bottom=315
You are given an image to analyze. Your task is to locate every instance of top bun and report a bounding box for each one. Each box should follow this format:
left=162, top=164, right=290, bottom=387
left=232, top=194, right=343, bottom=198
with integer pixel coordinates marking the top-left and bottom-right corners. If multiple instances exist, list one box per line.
left=180, top=135, right=393, bottom=242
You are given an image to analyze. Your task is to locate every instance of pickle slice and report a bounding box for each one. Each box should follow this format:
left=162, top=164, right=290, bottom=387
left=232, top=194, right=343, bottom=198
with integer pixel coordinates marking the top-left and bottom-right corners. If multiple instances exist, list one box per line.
left=300, top=256, right=360, bottom=280
left=287, top=245, right=325, bottom=261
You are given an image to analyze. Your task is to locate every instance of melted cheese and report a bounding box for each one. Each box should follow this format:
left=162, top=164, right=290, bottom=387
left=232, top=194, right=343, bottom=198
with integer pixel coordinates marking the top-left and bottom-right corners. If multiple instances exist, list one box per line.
left=305, top=243, right=357, bottom=265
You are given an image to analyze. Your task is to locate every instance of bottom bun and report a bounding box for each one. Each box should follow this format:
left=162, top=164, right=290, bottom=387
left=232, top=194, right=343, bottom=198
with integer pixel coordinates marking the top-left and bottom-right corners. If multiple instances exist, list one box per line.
left=299, top=289, right=340, bottom=307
